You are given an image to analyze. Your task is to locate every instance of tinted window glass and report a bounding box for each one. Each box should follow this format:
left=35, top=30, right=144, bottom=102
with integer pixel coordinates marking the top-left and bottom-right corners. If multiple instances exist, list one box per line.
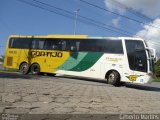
left=9, top=38, right=31, bottom=49
left=125, top=40, right=147, bottom=72
left=79, top=39, right=123, bottom=53
left=79, top=39, right=97, bottom=52
left=102, top=40, right=123, bottom=53
left=32, top=39, right=45, bottom=49
left=66, top=40, right=80, bottom=51
left=44, top=39, right=66, bottom=50
left=9, top=38, right=123, bottom=53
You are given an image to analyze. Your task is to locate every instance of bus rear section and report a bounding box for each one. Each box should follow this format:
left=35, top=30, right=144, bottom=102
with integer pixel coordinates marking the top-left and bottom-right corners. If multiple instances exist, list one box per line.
left=3, top=37, right=30, bottom=70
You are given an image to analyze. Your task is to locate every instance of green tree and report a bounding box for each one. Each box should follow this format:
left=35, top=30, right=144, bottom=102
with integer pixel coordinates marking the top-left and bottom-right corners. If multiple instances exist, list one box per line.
left=155, top=59, right=160, bottom=77
left=0, top=55, right=4, bottom=62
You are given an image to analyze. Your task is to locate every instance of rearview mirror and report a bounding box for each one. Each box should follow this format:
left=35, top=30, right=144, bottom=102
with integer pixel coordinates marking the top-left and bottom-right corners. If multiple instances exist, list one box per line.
left=146, top=47, right=156, bottom=60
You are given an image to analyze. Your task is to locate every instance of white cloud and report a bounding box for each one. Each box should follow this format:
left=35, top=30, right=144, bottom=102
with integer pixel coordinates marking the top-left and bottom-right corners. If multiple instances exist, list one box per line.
left=135, top=18, right=160, bottom=55
left=112, top=17, right=121, bottom=28
left=104, top=0, right=160, bottom=18
left=104, top=0, right=160, bottom=56
left=104, top=0, right=160, bottom=57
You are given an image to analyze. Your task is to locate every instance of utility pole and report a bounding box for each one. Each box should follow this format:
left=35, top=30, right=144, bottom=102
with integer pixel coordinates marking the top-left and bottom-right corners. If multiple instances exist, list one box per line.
left=74, top=9, right=80, bottom=35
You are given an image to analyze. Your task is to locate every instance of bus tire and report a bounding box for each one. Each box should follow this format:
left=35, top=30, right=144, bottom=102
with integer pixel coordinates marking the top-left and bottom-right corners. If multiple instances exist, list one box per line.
left=30, top=63, right=40, bottom=75
left=19, top=62, right=29, bottom=75
left=107, top=71, right=120, bottom=86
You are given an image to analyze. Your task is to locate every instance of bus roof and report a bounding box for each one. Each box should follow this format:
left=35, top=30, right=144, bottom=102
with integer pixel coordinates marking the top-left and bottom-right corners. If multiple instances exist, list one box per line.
left=8, top=34, right=88, bottom=39
left=8, top=34, right=144, bottom=41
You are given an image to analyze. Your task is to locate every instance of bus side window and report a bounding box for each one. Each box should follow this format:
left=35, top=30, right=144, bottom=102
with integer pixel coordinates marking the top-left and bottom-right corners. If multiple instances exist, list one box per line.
left=75, top=41, right=80, bottom=51
left=9, top=38, right=31, bottom=49
left=32, top=40, right=35, bottom=49
left=44, top=39, right=54, bottom=50
left=66, top=40, right=80, bottom=51
left=32, top=39, right=45, bottom=49
left=39, top=40, right=45, bottom=49
left=52, top=45, right=58, bottom=50
left=9, top=39, right=13, bottom=48
left=73, top=41, right=80, bottom=51
left=44, top=39, right=66, bottom=51
left=61, top=40, right=66, bottom=51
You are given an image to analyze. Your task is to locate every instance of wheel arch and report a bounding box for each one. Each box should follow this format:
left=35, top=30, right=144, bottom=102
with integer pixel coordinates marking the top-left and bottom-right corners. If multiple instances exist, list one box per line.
left=31, top=62, right=40, bottom=66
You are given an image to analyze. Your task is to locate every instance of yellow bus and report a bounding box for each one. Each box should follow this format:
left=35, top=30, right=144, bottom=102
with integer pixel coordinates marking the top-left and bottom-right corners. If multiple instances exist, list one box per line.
left=3, top=34, right=155, bottom=85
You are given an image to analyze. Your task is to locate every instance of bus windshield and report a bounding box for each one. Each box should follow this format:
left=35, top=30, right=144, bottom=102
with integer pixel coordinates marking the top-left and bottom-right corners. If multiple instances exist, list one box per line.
left=125, top=40, right=147, bottom=72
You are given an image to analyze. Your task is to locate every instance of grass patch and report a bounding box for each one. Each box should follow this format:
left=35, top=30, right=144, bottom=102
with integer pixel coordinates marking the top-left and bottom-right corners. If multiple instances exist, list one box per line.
left=0, top=69, right=19, bottom=73
left=154, top=77, right=160, bottom=82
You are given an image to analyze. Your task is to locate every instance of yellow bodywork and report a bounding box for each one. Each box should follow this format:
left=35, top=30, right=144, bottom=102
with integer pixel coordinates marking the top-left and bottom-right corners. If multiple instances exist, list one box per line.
left=3, top=34, right=88, bottom=73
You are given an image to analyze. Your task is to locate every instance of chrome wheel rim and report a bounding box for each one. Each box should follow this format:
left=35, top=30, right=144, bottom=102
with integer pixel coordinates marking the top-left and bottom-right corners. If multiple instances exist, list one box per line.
left=21, top=64, right=28, bottom=73
left=108, top=73, right=115, bottom=81
left=33, top=66, right=39, bottom=73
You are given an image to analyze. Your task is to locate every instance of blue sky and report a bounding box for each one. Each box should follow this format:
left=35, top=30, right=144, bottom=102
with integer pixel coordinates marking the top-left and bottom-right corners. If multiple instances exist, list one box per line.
left=0, top=0, right=160, bottom=56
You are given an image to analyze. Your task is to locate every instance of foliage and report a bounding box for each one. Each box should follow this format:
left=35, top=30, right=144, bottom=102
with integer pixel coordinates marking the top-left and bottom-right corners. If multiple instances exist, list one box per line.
left=154, top=77, right=160, bottom=82
left=0, top=55, right=4, bottom=62
left=154, top=59, right=160, bottom=77
left=0, top=69, right=19, bottom=72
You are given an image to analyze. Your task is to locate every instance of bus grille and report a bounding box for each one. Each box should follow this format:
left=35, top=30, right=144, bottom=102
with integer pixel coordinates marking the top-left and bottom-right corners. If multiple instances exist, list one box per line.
left=7, top=57, right=13, bottom=66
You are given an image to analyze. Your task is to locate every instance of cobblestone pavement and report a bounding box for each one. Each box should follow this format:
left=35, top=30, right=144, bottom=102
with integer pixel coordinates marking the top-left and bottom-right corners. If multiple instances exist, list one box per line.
left=0, top=72, right=160, bottom=116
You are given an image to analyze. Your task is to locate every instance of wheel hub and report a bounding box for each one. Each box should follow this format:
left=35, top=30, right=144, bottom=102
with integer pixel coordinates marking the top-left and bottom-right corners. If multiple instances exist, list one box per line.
left=109, top=73, right=115, bottom=81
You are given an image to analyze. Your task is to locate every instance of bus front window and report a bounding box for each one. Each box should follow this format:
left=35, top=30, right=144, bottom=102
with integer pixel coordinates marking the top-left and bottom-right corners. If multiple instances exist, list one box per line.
left=125, top=40, right=147, bottom=72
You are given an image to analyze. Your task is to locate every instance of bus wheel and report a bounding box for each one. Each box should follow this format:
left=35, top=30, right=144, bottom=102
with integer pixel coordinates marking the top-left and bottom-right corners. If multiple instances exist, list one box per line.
left=107, top=71, right=120, bottom=86
left=19, top=63, right=29, bottom=75
left=30, top=63, right=40, bottom=75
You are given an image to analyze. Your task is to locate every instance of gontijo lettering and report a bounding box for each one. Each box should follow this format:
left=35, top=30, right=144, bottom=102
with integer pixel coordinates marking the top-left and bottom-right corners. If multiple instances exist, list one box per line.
left=31, top=51, right=63, bottom=57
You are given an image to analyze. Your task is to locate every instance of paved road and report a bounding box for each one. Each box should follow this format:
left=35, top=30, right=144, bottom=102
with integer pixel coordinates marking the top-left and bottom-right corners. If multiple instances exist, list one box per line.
left=0, top=72, right=160, bottom=119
